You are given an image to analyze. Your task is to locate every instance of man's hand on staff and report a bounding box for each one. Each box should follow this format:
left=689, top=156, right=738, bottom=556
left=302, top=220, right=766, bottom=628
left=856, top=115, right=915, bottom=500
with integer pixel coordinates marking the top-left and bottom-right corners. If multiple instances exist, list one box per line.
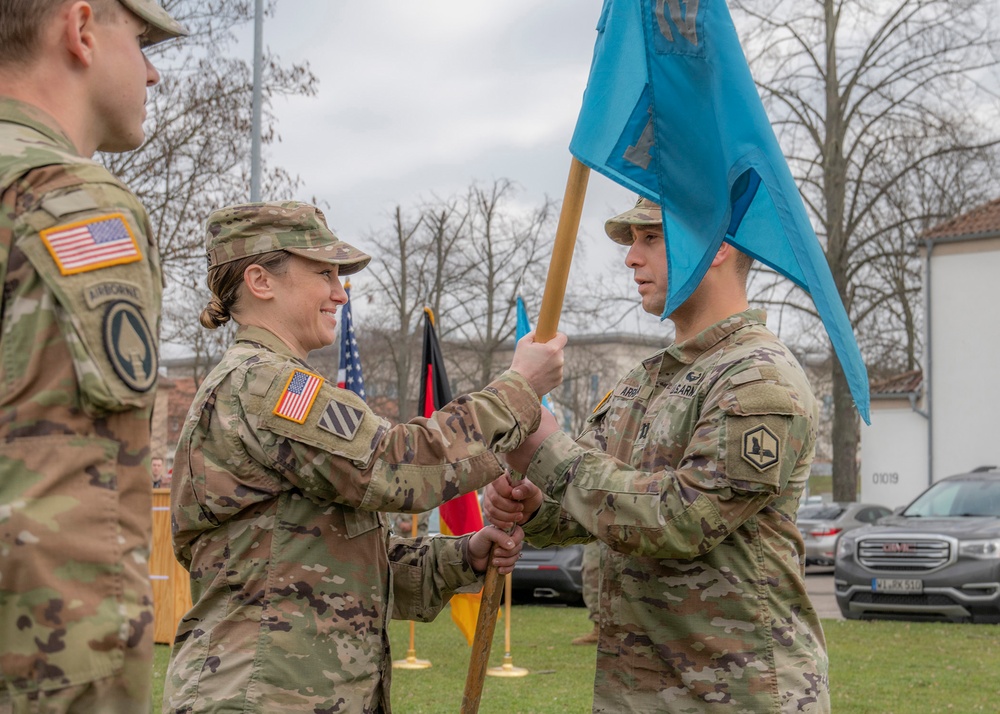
left=483, top=472, right=544, bottom=531
left=467, top=524, right=525, bottom=574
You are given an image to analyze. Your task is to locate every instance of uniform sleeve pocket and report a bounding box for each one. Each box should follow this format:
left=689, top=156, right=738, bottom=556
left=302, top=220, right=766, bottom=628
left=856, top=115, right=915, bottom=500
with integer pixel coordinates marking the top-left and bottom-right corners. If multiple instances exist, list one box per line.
left=720, top=383, right=805, bottom=494
left=15, top=209, right=158, bottom=414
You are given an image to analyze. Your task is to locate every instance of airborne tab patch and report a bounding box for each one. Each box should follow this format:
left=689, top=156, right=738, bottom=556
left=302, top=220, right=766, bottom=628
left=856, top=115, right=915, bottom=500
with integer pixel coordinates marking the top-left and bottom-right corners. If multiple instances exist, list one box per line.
left=40, top=213, right=142, bottom=275
left=318, top=399, right=364, bottom=439
left=741, top=424, right=779, bottom=472
left=273, top=370, right=323, bottom=423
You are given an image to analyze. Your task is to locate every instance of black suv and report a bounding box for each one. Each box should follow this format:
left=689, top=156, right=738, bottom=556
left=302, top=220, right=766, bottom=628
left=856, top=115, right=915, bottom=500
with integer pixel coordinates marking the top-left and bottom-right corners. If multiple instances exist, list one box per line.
left=834, top=466, right=1000, bottom=623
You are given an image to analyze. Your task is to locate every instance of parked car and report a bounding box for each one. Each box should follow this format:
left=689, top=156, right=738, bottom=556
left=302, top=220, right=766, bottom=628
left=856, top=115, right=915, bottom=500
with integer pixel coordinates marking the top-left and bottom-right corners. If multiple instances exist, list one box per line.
left=797, top=501, right=892, bottom=566
left=511, top=542, right=584, bottom=605
left=834, top=466, right=1000, bottom=623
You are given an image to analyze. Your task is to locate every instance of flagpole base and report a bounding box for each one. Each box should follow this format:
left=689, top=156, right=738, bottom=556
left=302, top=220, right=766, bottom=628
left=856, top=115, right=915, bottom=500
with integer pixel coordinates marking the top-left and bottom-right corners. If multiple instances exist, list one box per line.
left=486, top=654, right=528, bottom=678
left=392, top=649, right=432, bottom=670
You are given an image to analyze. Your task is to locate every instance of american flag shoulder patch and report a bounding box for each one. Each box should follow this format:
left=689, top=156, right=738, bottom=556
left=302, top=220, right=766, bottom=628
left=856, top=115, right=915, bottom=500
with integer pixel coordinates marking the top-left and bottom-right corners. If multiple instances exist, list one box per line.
left=317, top=399, right=365, bottom=440
left=273, top=369, right=324, bottom=423
left=40, top=213, right=142, bottom=276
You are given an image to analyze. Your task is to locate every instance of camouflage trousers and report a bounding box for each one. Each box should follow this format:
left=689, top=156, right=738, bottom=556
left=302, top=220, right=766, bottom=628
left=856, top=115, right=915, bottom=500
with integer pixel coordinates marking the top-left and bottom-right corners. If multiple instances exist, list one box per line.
left=581, top=541, right=600, bottom=623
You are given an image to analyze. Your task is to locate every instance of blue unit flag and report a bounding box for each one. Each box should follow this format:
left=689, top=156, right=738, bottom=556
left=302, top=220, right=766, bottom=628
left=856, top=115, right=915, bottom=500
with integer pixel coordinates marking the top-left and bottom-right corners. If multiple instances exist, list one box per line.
left=569, top=0, right=869, bottom=422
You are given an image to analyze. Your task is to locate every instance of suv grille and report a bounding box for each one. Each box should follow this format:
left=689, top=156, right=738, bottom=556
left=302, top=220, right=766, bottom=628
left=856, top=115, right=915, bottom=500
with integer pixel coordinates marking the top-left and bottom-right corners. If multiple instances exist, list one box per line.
left=857, top=537, right=951, bottom=571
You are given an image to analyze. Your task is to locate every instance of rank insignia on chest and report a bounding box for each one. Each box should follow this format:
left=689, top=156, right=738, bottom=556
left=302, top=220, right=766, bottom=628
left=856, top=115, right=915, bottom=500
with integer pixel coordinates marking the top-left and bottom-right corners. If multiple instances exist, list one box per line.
left=741, top=425, right=779, bottom=472
left=40, top=213, right=142, bottom=275
left=317, top=399, right=364, bottom=439
left=273, top=369, right=323, bottom=423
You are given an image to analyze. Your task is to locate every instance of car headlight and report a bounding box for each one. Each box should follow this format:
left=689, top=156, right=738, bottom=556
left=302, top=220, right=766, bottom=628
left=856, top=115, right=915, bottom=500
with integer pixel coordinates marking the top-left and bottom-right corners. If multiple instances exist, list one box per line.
left=958, top=538, right=1000, bottom=560
left=836, top=535, right=856, bottom=560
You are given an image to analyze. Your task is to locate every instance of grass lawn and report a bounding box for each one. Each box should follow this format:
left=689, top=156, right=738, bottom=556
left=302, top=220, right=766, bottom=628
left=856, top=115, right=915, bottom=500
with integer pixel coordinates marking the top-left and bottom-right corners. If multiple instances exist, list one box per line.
left=152, top=608, right=1000, bottom=713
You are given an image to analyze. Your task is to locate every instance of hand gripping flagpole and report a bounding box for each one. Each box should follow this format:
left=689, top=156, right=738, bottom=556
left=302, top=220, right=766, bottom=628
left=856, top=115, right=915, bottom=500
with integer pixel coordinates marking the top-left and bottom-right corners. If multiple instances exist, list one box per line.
left=460, top=158, right=590, bottom=713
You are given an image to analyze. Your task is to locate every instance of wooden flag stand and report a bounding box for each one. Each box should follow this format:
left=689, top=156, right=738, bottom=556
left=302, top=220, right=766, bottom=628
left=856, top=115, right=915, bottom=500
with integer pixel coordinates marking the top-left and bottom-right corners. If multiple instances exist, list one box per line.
left=393, top=513, right=432, bottom=670
left=485, top=572, right=528, bottom=678
left=460, top=158, right=591, bottom=713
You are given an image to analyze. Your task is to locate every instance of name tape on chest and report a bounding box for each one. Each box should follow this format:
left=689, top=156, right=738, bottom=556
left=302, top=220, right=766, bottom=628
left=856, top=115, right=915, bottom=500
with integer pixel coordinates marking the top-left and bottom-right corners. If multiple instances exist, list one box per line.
left=666, top=370, right=704, bottom=399
left=273, top=369, right=324, bottom=423
left=613, top=383, right=653, bottom=401
left=40, top=213, right=142, bottom=276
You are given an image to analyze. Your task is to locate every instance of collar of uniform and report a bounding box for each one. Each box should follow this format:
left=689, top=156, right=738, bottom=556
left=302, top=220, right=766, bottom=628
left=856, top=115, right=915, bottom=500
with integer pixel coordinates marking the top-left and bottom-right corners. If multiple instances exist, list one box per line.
left=0, top=97, right=78, bottom=155
left=665, top=308, right=767, bottom=365
left=234, top=324, right=304, bottom=361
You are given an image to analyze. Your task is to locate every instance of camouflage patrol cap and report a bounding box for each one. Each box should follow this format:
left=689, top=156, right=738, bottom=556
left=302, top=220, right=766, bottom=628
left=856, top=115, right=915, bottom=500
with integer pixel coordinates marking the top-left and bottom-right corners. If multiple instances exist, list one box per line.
left=205, top=201, right=371, bottom=275
left=117, top=0, right=188, bottom=45
left=605, top=196, right=663, bottom=245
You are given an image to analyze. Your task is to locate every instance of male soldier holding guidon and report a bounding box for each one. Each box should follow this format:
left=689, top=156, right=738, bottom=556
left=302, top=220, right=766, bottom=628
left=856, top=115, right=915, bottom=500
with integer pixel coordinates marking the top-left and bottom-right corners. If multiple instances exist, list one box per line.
left=485, top=198, right=829, bottom=713
left=0, top=1, right=186, bottom=712
left=164, top=201, right=565, bottom=712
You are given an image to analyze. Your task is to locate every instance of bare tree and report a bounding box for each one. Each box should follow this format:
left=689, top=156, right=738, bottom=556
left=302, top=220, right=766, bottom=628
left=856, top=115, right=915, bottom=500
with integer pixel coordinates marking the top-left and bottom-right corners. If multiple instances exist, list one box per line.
left=442, top=179, right=556, bottom=389
left=732, top=0, right=1000, bottom=499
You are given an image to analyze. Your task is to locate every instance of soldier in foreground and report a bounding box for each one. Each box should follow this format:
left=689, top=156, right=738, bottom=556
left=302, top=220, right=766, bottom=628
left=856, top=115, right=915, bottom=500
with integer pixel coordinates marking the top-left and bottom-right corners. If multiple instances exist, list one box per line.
left=485, top=198, right=829, bottom=713
left=0, top=1, right=185, bottom=712
left=164, top=201, right=565, bottom=713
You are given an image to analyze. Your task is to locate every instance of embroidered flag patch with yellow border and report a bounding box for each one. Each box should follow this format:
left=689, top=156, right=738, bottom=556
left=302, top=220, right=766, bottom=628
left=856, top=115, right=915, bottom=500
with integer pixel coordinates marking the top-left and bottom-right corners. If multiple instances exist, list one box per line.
left=40, top=213, right=142, bottom=275
left=273, top=369, right=324, bottom=423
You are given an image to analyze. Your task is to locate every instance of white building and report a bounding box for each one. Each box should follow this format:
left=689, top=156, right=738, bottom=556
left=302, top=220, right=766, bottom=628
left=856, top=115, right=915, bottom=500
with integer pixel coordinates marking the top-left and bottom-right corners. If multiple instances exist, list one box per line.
left=860, top=198, right=1000, bottom=508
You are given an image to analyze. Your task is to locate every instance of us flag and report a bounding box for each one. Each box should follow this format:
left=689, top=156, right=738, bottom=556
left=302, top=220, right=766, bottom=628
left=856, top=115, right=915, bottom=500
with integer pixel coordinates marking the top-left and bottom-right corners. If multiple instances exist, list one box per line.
left=336, top=284, right=366, bottom=400
left=273, top=369, right=323, bottom=423
left=40, top=213, right=141, bottom=275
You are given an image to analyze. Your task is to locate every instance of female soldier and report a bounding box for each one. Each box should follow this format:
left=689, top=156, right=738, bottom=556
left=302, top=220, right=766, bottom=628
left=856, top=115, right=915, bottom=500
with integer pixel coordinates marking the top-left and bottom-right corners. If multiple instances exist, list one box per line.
left=164, top=201, right=566, bottom=713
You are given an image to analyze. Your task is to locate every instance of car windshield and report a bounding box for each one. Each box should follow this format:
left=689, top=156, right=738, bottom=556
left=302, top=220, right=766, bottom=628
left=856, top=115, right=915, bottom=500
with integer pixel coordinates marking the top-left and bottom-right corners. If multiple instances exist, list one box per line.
left=798, top=504, right=845, bottom=520
left=904, top=479, right=1000, bottom=517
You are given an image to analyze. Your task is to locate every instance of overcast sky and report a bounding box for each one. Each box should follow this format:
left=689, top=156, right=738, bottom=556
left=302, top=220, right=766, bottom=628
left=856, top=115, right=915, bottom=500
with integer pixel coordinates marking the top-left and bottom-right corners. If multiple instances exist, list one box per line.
left=234, top=0, right=661, bottom=332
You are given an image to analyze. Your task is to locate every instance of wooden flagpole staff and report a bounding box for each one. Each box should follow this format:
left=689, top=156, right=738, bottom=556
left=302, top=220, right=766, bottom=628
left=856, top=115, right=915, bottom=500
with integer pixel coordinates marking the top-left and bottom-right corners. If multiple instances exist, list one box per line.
left=460, top=158, right=590, bottom=714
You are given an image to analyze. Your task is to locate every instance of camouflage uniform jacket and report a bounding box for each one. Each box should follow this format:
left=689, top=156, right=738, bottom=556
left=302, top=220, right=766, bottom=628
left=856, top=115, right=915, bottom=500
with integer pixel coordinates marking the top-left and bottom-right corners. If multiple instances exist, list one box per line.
left=0, top=99, right=161, bottom=700
left=521, top=309, right=829, bottom=713
left=165, top=325, right=540, bottom=713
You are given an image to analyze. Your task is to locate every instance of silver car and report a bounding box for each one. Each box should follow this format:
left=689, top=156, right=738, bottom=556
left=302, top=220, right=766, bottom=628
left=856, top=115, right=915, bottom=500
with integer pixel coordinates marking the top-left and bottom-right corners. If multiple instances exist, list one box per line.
left=835, top=467, right=1000, bottom=623
left=797, top=502, right=892, bottom=566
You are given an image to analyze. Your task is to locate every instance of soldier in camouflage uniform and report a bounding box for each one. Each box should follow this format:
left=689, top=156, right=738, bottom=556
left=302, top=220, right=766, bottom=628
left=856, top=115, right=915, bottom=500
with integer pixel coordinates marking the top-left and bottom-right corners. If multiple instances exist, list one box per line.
left=0, top=2, right=186, bottom=712
left=164, top=201, right=565, bottom=713
left=485, top=198, right=829, bottom=713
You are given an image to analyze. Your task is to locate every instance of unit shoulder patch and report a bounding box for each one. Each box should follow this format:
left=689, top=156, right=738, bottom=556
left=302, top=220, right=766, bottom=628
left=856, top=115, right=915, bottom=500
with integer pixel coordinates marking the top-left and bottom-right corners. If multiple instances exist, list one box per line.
left=273, top=369, right=324, bottom=423
left=741, top=424, right=779, bottom=472
left=40, top=213, right=142, bottom=275
left=317, top=399, right=365, bottom=439
left=102, top=300, right=156, bottom=393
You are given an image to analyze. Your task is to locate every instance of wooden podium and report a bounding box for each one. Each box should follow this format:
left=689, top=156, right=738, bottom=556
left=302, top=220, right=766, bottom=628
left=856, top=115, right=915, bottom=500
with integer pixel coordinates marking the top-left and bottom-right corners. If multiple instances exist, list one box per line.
left=150, top=488, right=192, bottom=645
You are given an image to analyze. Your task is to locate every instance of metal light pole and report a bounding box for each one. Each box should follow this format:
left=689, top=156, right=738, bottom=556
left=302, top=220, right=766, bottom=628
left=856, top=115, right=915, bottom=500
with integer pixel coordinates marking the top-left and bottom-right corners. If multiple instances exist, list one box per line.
left=250, top=0, right=264, bottom=201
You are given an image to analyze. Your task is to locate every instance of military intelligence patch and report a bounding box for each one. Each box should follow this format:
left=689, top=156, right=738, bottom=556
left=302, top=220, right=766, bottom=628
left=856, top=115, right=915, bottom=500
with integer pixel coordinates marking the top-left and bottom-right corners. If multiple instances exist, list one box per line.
left=40, top=213, right=142, bottom=275
left=102, top=300, right=157, bottom=392
left=317, top=399, right=364, bottom=439
left=273, top=370, right=323, bottom=423
left=741, top=424, right=779, bottom=472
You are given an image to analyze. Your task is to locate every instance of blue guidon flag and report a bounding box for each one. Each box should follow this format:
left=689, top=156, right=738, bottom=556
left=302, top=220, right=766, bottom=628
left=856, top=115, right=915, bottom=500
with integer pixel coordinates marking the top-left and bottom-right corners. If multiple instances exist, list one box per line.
left=273, top=369, right=323, bottom=423
left=569, top=0, right=870, bottom=423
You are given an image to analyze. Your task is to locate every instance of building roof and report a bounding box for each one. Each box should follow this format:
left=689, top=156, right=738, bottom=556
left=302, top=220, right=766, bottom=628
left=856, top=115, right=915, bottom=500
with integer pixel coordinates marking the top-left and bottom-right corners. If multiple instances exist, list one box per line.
left=870, top=369, right=923, bottom=397
left=923, top=197, right=1000, bottom=241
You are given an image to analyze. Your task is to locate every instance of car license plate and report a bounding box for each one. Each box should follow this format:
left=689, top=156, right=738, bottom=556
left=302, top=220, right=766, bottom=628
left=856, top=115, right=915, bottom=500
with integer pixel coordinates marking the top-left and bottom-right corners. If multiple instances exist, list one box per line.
left=872, top=578, right=923, bottom=594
